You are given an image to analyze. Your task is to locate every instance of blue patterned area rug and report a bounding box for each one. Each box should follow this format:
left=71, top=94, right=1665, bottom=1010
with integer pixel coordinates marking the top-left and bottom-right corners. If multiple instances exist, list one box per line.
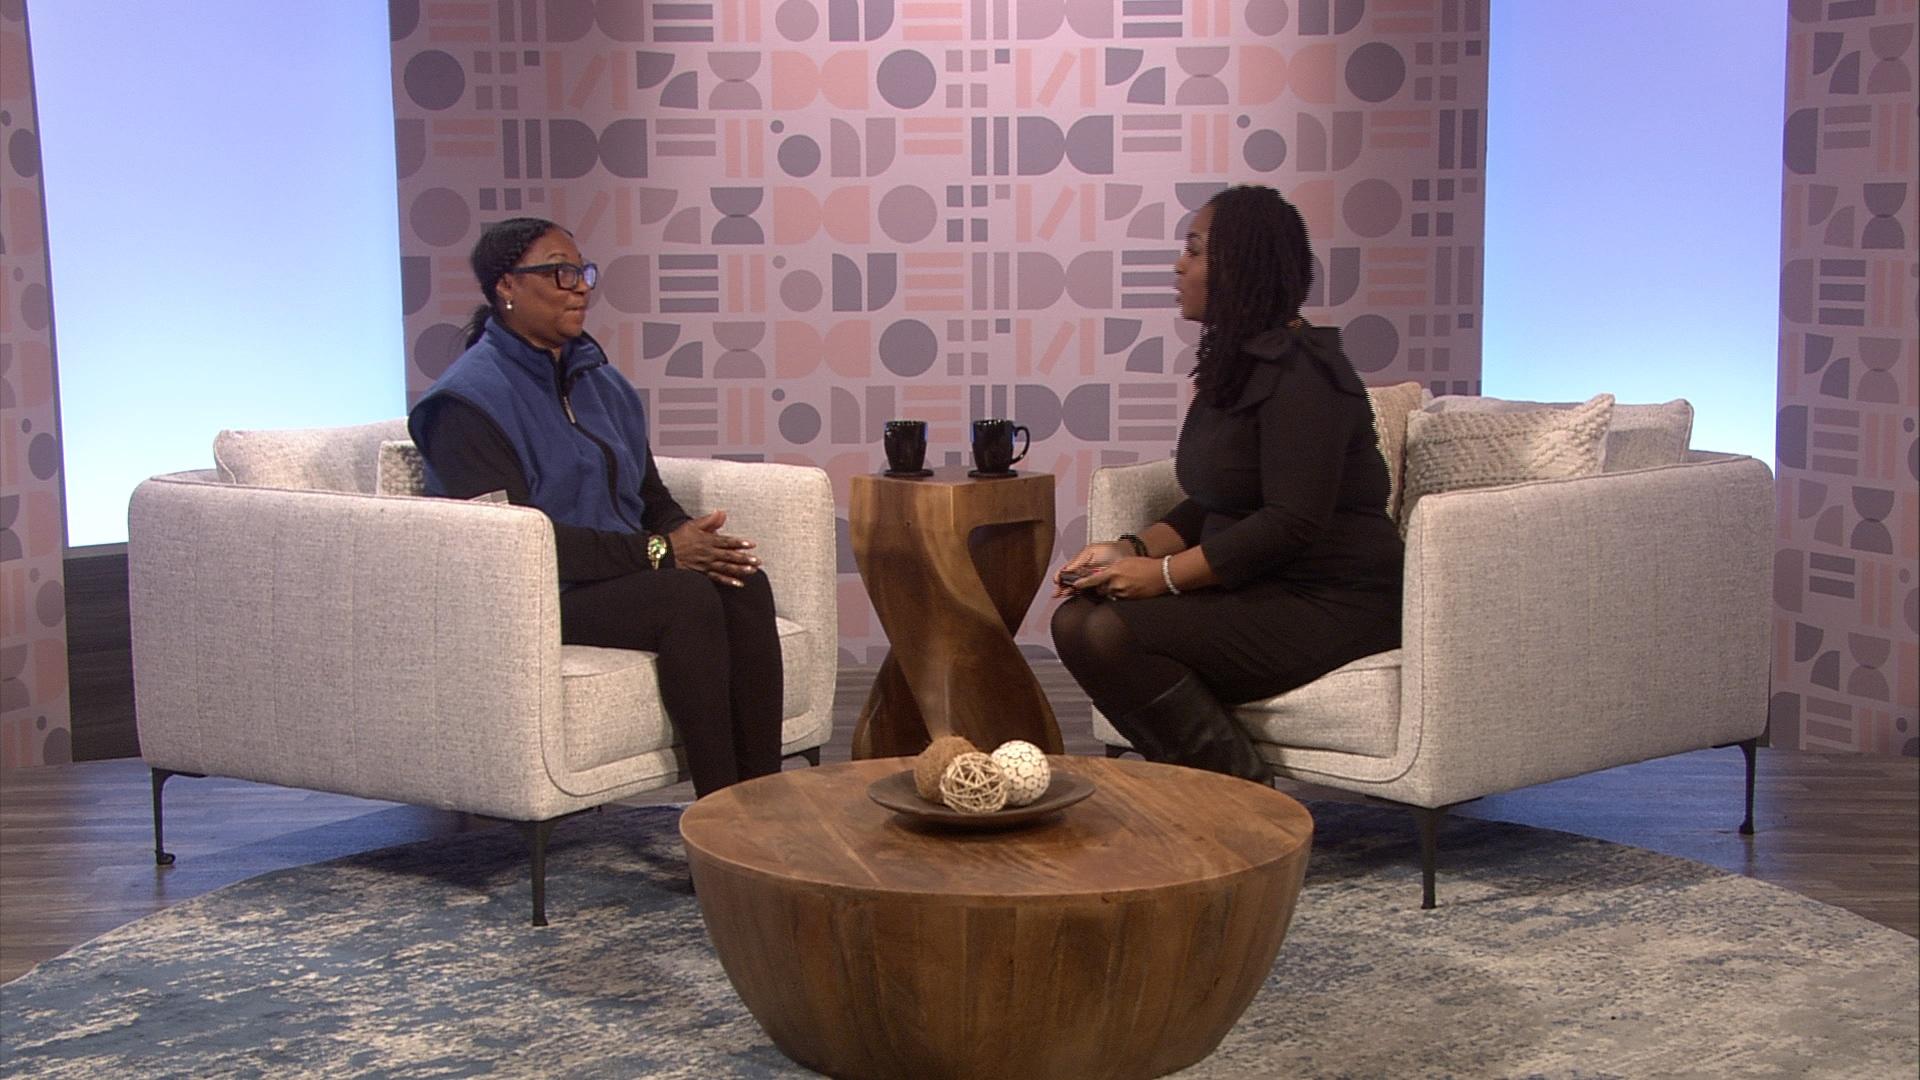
left=2, top=802, right=1915, bottom=1079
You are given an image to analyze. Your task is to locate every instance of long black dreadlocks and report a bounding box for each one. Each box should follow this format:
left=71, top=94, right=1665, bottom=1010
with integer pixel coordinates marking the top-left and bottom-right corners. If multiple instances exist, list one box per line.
left=1190, top=185, right=1316, bottom=408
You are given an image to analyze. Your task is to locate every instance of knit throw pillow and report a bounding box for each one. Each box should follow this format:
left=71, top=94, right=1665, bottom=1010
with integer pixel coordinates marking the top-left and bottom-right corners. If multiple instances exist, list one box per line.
left=1400, top=393, right=1614, bottom=528
left=1363, top=380, right=1428, bottom=525
left=376, top=440, right=428, bottom=496
left=1425, top=395, right=1692, bottom=472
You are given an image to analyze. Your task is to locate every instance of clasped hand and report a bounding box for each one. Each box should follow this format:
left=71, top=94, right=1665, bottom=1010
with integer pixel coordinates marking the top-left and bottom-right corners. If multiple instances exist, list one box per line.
left=668, top=510, right=761, bottom=586
left=1051, top=541, right=1167, bottom=601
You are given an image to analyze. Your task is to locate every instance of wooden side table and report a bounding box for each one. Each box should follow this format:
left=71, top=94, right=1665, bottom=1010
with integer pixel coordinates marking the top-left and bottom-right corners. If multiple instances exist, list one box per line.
left=848, top=467, right=1062, bottom=757
left=680, top=757, right=1314, bottom=1080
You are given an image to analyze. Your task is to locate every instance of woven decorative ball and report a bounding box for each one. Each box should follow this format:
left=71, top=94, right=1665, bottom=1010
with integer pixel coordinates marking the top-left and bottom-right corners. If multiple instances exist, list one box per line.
left=989, top=740, right=1052, bottom=806
left=939, top=752, right=1009, bottom=814
left=913, top=735, right=979, bottom=800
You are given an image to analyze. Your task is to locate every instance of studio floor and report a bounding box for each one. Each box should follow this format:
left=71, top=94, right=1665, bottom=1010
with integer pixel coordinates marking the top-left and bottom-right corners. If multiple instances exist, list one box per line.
left=2, top=662, right=1915, bottom=984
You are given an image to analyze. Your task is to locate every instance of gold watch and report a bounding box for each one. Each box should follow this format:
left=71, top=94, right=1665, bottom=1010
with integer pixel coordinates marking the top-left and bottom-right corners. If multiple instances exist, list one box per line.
left=645, top=533, right=669, bottom=570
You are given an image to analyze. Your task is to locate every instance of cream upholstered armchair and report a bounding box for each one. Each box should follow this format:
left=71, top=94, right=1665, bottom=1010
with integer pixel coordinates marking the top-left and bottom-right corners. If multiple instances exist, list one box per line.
left=129, top=419, right=837, bottom=924
left=1087, top=392, right=1773, bottom=907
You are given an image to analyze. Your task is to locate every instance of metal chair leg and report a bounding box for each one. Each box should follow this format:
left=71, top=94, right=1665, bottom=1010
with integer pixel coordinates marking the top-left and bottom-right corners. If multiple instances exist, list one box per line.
left=1412, top=805, right=1445, bottom=910
left=516, top=818, right=560, bottom=927
left=1737, top=737, right=1758, bottom=835
left=149, top=767, right=204, bottom=866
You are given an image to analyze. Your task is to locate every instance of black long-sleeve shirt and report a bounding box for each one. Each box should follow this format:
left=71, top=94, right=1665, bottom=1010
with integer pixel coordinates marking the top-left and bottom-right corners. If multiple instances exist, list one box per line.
left=1166, top=324, right=1403, bottom=592
left=410, top=396, right=692, bottom=584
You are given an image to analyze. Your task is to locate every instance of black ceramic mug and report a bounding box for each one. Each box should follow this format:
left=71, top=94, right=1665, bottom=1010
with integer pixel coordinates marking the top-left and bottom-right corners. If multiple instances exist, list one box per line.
left=969, top=418, right=1029, bottom=475
left=883, top=419, right=929, bottom=474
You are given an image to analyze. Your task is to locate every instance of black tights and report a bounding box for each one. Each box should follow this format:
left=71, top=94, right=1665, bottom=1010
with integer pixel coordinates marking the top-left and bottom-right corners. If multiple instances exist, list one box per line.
left=560, top=569, right=783, bottom=797
left=1050, top=596, right=1191, bottom=717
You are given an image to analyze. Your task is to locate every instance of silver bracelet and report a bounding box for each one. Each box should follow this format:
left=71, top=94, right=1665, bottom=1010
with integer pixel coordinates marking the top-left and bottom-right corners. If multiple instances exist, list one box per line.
left=1161, top=555, right=1181, bottom=596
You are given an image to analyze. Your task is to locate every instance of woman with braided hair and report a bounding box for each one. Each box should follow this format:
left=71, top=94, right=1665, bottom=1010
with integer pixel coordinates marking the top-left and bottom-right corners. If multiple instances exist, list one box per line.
left=1051, top=185, right=1403, bottom=782
left=409, top=218, right=784, bottom=796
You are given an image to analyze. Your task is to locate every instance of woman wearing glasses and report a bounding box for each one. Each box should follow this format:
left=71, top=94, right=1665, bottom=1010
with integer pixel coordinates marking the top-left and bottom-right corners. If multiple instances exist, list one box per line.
left=409, top=217, right=783, bottom=796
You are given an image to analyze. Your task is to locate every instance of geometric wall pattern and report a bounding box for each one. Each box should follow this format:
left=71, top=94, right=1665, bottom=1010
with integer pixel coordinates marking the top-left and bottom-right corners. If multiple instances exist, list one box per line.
left=1774, top=0, right=1919, bottom=755
left=390, top=0, right=1489, bottom=660
left=0, top=0, right=72, bottom=768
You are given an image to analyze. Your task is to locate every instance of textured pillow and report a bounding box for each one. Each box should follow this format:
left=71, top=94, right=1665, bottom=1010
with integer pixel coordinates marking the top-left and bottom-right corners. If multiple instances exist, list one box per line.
left=1401, top=393, right=1614, bottom=526
left=1426, top=395, right=1692, bottom=472
left=213, top=418, right=411, bottom=493
left=1363, top=381, right=1428, bottom=524
left=376, top=440, right=428, bottom=496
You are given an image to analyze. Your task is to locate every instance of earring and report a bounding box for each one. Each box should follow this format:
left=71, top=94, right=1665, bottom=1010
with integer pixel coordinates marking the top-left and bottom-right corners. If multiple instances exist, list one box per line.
left=505, top=299, right=514, bottom=311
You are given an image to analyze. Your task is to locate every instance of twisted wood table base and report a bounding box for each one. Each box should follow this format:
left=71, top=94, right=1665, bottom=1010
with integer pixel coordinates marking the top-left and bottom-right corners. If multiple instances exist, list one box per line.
left=849, top=469, right=1062, bottom=757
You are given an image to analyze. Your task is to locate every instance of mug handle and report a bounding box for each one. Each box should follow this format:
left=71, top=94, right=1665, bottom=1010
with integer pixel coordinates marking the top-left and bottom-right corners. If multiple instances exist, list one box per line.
left=1010, top=424, right=1030, bottom=465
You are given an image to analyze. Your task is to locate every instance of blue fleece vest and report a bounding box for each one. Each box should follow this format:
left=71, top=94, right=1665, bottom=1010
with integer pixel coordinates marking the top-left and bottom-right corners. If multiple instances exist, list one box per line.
left=411, top=318, right=649, bottom=534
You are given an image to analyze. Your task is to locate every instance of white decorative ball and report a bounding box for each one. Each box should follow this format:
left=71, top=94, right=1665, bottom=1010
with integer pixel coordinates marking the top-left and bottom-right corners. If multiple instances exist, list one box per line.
left=990, top=740, right=1052, bottom=807
left=940, top=752, right=1009, bottom=814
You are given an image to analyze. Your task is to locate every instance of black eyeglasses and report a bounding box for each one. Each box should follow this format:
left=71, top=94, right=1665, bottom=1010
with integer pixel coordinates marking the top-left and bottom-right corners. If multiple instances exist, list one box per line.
left=507, top=261, right=598, bottom=290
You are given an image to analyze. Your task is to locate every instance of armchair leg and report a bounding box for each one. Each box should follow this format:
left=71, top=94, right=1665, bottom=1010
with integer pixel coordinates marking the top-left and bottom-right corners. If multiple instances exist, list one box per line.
left=516, top=818, right=561, bottom=928
left=149, top=767, right=205, bottom=867
left=1411, top=805, right=1446, bottom=910
left=795, top=747, right=821, bottom=766
left=1737, top=737, right=1758, bottom=836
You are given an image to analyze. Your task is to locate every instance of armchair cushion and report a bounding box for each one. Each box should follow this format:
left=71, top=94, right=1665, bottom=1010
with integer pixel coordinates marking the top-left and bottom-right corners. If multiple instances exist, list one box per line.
left=1401, top=393, right=1612, bottom=523
left=1236, top=649, right=1403, bottom=758
left=558, top=618, right=815, bottom=773
left=214, top=419, right=411, bottom=493
left=1426, top=395, right=1693, bottom=473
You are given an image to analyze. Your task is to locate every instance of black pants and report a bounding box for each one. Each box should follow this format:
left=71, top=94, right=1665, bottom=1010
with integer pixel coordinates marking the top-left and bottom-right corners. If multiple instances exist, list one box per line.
left=560, top=569, right=783, bottom=797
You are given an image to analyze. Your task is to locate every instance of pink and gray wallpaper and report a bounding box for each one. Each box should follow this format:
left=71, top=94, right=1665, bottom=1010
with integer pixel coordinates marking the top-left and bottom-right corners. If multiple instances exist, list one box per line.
left=1773, top=0, right=1918, bottom=755
left=389, top=0, right=1490, bottom=661
left=0, top=0, right=71, bottom=769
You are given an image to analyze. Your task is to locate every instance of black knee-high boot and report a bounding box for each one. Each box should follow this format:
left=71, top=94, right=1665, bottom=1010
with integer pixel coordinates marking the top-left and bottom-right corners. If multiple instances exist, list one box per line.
left=1110, top=675, right=1272, bottom=784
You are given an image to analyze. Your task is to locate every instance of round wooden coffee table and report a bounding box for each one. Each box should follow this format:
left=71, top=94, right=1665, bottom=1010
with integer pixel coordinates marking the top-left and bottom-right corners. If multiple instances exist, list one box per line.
left=679, top=756, right=1313, bottom=1080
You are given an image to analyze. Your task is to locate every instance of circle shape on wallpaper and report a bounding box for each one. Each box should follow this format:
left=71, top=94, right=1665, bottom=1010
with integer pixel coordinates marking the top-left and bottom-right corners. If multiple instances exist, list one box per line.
left=1342, top=179, right=1402, bottom=239
left=1343, top=314, right=1399, bottom=373
left=8, top=126, right=40, bottom=178
left=403, top=50, right=466, bottom=111
left=18, top=282, right=49, bottom=331
left=778, top=134, right=822, bottom=177
left=1345, top=42, right=1406, bottom=103
left=877, top=50, right=938, bottom=109
left=778, top=402, right=823, bottom=444
left=1244, top=129, right=1287, bottom=172
left=413, top=322, right=467, bottom=381
left=780, top=269, right=824, bottom=311
left=28, top=431, right=59, bottom=481
left=776, top=0, right=820, bottom=40
left=599, top=119, right=648, bottom=178
left=599, top=254, right=652, bottom=314
left=37, top=577, right=64, bottom=627
left=878, top=319, right=939, bottom=378
left=1244, top=0, right=1290, bottom=35
left=878, top=186, right=938, bottom=244
left=388, top=0, right=420, bottom=39
left=410, top=188, right=472, bottom=247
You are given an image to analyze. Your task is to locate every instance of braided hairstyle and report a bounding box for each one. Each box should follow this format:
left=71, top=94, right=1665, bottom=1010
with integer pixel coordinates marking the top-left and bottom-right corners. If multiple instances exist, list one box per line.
left=459, top=217, right=564, bottom=349
left=1190, top=185, right=1316, bottom=408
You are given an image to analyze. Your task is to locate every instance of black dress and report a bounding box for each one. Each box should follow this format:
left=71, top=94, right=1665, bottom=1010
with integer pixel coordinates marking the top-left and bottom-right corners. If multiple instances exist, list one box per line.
left=1109, top=324, right=1404, bottom=705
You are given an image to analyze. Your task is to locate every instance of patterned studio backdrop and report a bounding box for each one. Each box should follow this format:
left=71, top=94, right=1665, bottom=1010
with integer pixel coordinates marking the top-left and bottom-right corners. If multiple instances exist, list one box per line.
left=0, top=1, right=71, bottom=768
left=390, top=0, right=1489, bottom=660
left=1774, top=0, right=1919, bottom=756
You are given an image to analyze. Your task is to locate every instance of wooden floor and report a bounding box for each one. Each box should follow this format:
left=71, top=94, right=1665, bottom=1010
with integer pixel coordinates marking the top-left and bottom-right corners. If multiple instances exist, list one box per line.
left=3, top=664, right=1915, bottom=984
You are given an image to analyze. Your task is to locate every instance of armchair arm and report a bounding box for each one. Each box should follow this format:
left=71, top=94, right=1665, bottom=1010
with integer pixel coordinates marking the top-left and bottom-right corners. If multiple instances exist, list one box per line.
left=653, top=457, right=839, bottom=743
left=1395, top=455, right=1774, bottom=805
left=128, top=472, right=569, bottom=818
left=1086, top=458, right=1183, bottom=544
